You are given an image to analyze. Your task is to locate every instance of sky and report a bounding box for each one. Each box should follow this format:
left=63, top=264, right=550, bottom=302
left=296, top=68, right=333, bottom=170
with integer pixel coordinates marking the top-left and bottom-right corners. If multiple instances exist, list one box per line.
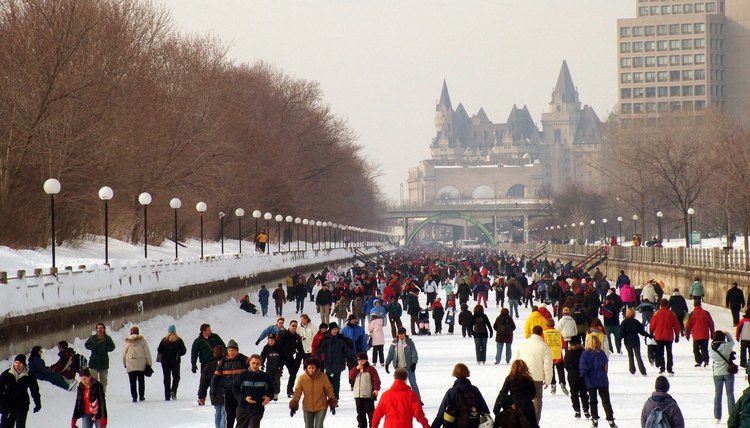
left=158, top=0, right=635, bottom=202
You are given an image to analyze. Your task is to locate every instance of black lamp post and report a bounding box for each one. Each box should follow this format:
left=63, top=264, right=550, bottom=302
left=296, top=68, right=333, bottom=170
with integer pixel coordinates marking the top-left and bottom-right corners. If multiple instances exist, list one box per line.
left=688, top=208, right=695, bottom=248
left=219, top=211, right=225, bottom=254
left=303, top=219, right=309, bottom=250
left=252, top=210, right=261, bottom=251
left=656, top=211, right=663, bottom=242
left=98, top=186, right=114, bottom=265
left=236, top=208, right=245, bottom=253
left=602, top=218, right=608, bottom=243
left=295, top=217, right=301, bottom=251
left=275, top=214, right=283, bottom=253
left=43, top=178, right=61, bottom=269
left=138, top=192, right=152, bottom=258
left=617, top=216, right=623, bottom=245
left=170, top=198, right=182, bottom=258
left=196, top=202, right=207, bottom=259
left=264, top=212, right=272, bottom=253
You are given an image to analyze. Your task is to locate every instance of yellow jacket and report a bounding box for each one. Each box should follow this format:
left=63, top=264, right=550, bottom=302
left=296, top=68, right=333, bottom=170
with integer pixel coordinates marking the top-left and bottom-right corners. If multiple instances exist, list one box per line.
left=524, top=311, right=548, bottom=338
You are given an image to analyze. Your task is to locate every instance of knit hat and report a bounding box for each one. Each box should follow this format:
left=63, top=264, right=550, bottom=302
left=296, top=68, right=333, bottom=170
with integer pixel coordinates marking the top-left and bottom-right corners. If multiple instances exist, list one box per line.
left=319, top=322, right=329, bottom=330
left=14, top=354, right=25, bottom=365
left=168, top=325, right=176, bottom=334
left=328, top=322, right=339, bottom=331
left=568, top=336, right=581, bottom=345
left=348, top=314, right=358, bottom=322
left=356, top=352, right=368, bottom=360
left=267, top=333, right=277, bottom=341
left=227, top=339, right=239, bottom=350
left=655, top=375, right=670, bottom=392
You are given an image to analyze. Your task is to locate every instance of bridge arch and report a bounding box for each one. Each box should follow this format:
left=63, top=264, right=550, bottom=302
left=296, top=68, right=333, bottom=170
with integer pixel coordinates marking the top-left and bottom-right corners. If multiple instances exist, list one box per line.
left=471, top=185, right=495, bottom=199
left=406, top=212, right=496, bottom=247
left=437, top=185, right=461, bottom=200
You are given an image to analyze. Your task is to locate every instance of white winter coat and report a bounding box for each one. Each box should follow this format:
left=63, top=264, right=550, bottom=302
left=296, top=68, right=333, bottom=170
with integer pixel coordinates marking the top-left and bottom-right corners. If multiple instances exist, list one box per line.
left=299, top=322, right=316, bottom=354
left=123, top=334, right=152, bottom=372
left=368, top=317, right=385, bottom=347
left=513, top=334, right=553, bottom=384
left=557, top=315, right=578, bottom=340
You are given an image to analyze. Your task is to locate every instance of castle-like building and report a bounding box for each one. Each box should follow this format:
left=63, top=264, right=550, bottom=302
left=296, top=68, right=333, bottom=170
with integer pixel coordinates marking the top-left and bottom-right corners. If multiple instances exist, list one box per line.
left=407, top=61, right=603, bottom=205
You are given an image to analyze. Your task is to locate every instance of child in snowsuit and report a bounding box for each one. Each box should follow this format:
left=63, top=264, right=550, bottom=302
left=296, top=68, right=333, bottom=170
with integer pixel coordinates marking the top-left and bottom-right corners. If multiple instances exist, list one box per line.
left=348, top=352, right=381, bottom=428
left=458, top=303, right=473, bottom=338
left=261, top=334, right=283, bottom=400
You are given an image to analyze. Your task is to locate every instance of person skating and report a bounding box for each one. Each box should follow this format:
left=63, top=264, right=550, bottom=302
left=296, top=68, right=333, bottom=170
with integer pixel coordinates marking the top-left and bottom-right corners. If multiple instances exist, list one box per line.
left=84, top=323, right=116, bottom=392
left=255, top=318, right=286, bottom=346
left=685, top=300, right=715, bottom=368
left=191, top=323, right=225, bottom=374
left=640, top=375, right=684, bottom=428
left=495, top=359, right=538, bottom=427
left=0, top=354, right=41, bottom=428
left=258, top=285, right=270, bottom=317
left=726, top=282, right=746, bottom=327
left=709, top=330, right=737, bottom=424
left=385, top=327, right=422, bottom=400
left=579, top=335, right=617, bottom=428
left=27, top=345, right=73, bottom=391
left=71, top=368, right=107, bottom=428
left=198, top=345, right=226, bottom=428
left=493, top=308, right=516, bottom=365
left=273, top=283, right=286, bottom=317
left=668, top=288, right=689, bottom=336
left=123, top=326, right=152, bottom=402
left=736, top=309, right=750, bottom=368
left=458, top=303, right=473, bottom=338
left=649, top=298, right=680, bottom=375
left=513, top=325, right=552, bottom=423
left=543, top=318, right=568, bottom=396
left=432, top=363, right=490, bottom=428
left=471, top=305, right=493, bottom=364
left=349, top=352, right=381, bottom=428
left=210, top=339, right=250, bottom=428
left=278, top=319, right=306, bottom=398
left=157, top=324, right=187, bottom=401
left=233, top=354, right=272, bottom=428
left=260, top=334, right=283, bottom=401
left=620, top=308, right=649, bottom=376
left=372, top=368, right=429, bottom=428
left=289, top=357, right=337, bottom=428
left=563, top=336, right=590, bottom=420
left=315, top=322, right=355, bottom=400
left=368, top=314, right=386, bottom=366
left=50, top=341, right=79, bottom=381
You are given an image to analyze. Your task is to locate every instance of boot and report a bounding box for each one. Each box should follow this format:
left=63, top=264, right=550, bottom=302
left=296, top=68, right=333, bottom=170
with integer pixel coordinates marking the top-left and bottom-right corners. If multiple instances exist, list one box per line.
left=560, top=384, right=569, bottom=396
left=550, top=384, right=556, bottom=395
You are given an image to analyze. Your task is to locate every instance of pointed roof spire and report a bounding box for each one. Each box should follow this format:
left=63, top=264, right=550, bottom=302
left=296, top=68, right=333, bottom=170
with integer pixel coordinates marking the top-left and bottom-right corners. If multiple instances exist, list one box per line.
left=438, top=79, right=452, bottom=111
left=553, top=60, right=579, bottom=105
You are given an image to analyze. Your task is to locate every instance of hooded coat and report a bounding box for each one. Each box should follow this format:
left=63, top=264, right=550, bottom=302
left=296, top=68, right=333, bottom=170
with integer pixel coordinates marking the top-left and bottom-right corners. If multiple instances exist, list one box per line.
left=640, top=391, right=684, bottom=428
left=372, top=379, right=429, bottom=428
left=123, top=334, right=152, bottom=372
left=0, top=365, right=40, bottom=414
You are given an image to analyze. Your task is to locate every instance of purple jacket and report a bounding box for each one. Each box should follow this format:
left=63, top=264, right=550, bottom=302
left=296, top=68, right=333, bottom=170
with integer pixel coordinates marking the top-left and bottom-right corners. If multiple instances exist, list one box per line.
left=640, top=392, right=684, bottom=428
left=579, top=349, right=609, bottom=388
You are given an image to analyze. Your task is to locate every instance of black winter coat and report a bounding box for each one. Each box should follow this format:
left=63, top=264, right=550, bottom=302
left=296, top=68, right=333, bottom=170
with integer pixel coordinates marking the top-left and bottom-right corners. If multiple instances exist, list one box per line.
left=668, top=295, right=689, bottom=319
left=315, top=289, right=334, bottom=306
left=210, top=353, right=249, bottom=394
left=726, top=286, right=745, bottom=309
left=315, top=333, right=355, bottom=373
left=277, top=331, right=305, bottom=366
left=0, top=368, right=40, bottom=414
left=496, top=375, right=537, bottom=428
left=198, top=356, right=224, bottom=405
left=157, top=335, right=187, bottom=367
left=72, top=380, right=107, bottom=421
left=471, top=313, right=493, bottom=338
left=620, top=317, right=650, bottom=348
left=563, top=347, right=585, bottom=386
left=493, top=314, right=516, bottom=343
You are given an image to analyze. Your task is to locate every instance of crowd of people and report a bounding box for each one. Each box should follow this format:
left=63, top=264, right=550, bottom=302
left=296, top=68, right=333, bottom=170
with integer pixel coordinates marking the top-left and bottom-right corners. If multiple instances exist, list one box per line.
left=4, top=247, right=750, bottom=428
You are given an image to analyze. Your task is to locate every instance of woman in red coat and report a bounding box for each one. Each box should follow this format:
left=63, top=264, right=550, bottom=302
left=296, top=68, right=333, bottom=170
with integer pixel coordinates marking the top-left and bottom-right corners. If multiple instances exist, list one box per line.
left=372, top=368, right=429, bottom=428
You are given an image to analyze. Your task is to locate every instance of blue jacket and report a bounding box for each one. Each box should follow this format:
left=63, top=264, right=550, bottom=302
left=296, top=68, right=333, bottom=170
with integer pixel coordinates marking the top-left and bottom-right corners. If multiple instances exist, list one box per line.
left=370, top=303, right=387, bottom=321
left=579, top=349, right=609, bottom=388
left=363, top=297, right=376, bottom=317
left=256, top=325, right=285, bottom=345
left=341, top=323, right=369, bottom=353
left=431, top=378, right=489, bottom=428
left=258, top=288, right=270, bottom=306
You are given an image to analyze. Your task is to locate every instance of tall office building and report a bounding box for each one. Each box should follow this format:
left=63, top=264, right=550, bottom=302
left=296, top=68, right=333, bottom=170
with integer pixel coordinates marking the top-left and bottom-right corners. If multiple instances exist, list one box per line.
left=617, top=0, right=750, bottom=119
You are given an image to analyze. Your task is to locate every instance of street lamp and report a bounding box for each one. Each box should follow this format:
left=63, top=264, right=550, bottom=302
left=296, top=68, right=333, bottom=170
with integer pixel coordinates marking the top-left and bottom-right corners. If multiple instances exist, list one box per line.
left=196, top=202, right=207, bottom=259
left=219, top=211, right=226, bottom=255
left=590, top=219, right=596, bottom=244
left=687, top=208, right=695, bottom=248
left=236, top=208, right=245, bottom=254
left=602, top=218, right=608, bottom=243
left=43, top=178, right=61, bottom=269
left=656, top=211, right=663, bottom=242
left=285, top=215, right=293, bottom=252
left=617, top=216, right=623, bottom=245
left=138, top=192, right=152, bottom=258
left=303, top=219, right=309, bottom=250
left=275, top=214, right=283, bottom=252
left=169, top=198, right=182, bottom=259
left=295, top=217, right=301, bottom=251
left=98, top=186, right=114, bottom=265
left=252, top=210, right=262, bottom=251
left=315, top=221, right=322, bottom=250
left=632, top=214, right=638, bottom=237
left=263, top=212, right=272, bottom=253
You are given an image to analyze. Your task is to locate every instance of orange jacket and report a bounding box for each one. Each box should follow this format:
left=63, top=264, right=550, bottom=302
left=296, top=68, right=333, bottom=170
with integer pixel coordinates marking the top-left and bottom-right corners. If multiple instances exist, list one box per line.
left=372, top=379, right=429, bottom=428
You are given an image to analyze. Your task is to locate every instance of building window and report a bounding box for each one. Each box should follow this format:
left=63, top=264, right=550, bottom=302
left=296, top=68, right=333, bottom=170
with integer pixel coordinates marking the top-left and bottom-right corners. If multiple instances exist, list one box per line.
left=670, top=101, right=681, bottom=111
left=621, top=88, right=632, bottom=99
left=621, top=103, right=632, bottom=113
left=650, top=6, right=659, bottom=15
left=682, top=24, right=693, bottom=34
left=695, top=53, right=705, bottom=64
left=682, top=70, right=694, bottom=80
left=682, top=39, right=693, bottom=49
left=695, top=23, right=705, bottom=33
left=658, top=40, right=668, bottom=51
left=696, top=3, right=705, bottom=12
left=639, top=6, right=648, bottom=16
left=620, top=27, right=631, bottom=37
left=645, top=41, right=655, bottom=52
left=633, top=103, right=644, bottom=113
left=683, top=100, right=694, bottom=110
left=695, top=84, right=706, bottom=95
left=633, top=57, right=644, bottom=67
left=682, top=54, right=693, bottom=65
left=695, top=69, right=706, bottom=80
left=670, top=40, right=680, bottom=50
left=646, top=102, right=657, bottom=112
left=620, top=42, right=631, bottom=53
left=657, top=56, right=668, bottom=66
left=658, top=102, right=669, bottom=112
left=684, top=4, right=693, bottom=13
left=682, top=85, right=693, bottom=96
left=657, top=25, right=668, bottom=36
left=645, top=57, right=656, bottom=67
left=662, top=5, right=671, bottom=14
left=695, top=100, right=706, bottom=110
left=670, top=70, right=681, bottom=81
left=658, top=86, right=668, bottom=97
left=646, top=71, right=656, bottom=82
left=670, top=55, right=680, bottom=65
left=706, top=2, right=716, bottom=12
left=621, top=73, right=632, bottom=83
left=658, top=71, right=669, bottom=81
left=646, top=87, right=656, bottom=98
left=633, top=42, right=644, bottom=52
left=670, top=86, right=681, bottom=96
left=633, top=72, right=644, bottom=83
left=670, top=24, right=680, bottom=35
left=645, top=26, right=655, bottom=36
left=634, top=88, right=645, bottom=98
left=694, top=38, right=705, bottom=49
left=673, top=4, right=682, bottom=13
left=621, top=58, right=632, bottom=68
left=633, top=26, right=643, bottom=36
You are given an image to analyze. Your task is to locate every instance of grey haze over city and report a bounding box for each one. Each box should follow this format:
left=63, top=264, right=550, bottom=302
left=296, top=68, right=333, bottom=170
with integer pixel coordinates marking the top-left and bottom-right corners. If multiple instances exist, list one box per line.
left=160, top=0, right=634, bottom=201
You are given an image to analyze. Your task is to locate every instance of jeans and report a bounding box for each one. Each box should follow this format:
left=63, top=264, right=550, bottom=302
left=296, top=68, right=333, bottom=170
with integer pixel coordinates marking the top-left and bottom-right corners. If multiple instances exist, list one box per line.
left=495, top=342, right=512, bottom=364
left=275, top=301, right=283, bottom=316
left=260, top=303, right=268, bottom=316
left=693, top=339, right=709, bottom=365
left=355, top=397, right=375, bottom=428
left=509, top=299, right=520, bottom=318
left=236, top=407, right=263, bottom=428
left=161, top=363, right=180, bottom=400
left=328, top=371, right=342, bottom=399
left=303, top=409, right=327, bottom=428
left=296, top=297, right=305, bottom=313
left=407, top=368, right=421, bottom=399
left=128, top=371, right=145, bottom=401
left=89, top=369, right=108, bottom=392
left=80, top=416, right=102, bottom=428
left=604, top=326, right=621, bottom=353
left=213, top=404, right=226, bottom=428
left=714, top=374, right=735, bottom=420
left=625, top=343, right=647, bottom=375
left=372, top=345, right=384, bottom=365
left=588, top=386, right=614, bottom=422
left=474, top=337, right=488, bottom=362
left=655, top=340, right=673, bottom=372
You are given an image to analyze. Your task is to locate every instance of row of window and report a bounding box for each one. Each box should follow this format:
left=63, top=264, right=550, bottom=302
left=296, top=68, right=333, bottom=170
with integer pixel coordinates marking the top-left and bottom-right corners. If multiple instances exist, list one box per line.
left=621, top=22, right=707, bottom=38
left=620, top=38, right=709, bottom=53
left=621, top=100, right=707, bottom=114
left=621, top=85, right=707, bottom=99
left=621, top=53, right=709, bottom=69
left=621, top=69, right=708, bottom=83
left=637, top=2, right=718, bottom=17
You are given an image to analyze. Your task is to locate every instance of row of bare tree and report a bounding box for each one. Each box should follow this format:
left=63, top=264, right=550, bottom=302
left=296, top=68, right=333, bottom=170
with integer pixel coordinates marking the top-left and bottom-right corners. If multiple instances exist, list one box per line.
left=537, top=110, right=750, bottom=251
left=0, top=0, right=384, bottom=248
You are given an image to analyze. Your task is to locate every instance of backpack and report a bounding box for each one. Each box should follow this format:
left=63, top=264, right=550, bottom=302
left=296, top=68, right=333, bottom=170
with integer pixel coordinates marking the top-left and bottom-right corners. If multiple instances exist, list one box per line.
left=455, top=388, right=481, bottom=428
left=644, top=400, right=675, bottom=428
left=72, top=353, right=88, bottom=373
left=473, top=317, right=486, bottom=336
left=496, top=319, right=511, bottom=336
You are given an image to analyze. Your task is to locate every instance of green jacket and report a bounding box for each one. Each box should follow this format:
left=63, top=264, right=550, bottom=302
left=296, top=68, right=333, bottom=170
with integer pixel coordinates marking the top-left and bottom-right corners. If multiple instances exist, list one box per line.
left=191, top=333, right=225, bottom=367
left=728, top=387, right=750, bottom=428
left=690, top=281, right=704, bottom=297
left=84, top=334, right=116, bottom=370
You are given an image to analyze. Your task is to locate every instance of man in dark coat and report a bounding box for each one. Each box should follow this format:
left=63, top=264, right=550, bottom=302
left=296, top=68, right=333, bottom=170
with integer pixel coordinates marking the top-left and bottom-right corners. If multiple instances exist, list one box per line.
left=157, top=324, right=187, bottom=401
left=191, top=323, right=226, bottom=374
left=210, top=340, right=249, bottom=428
left=0, top=355, right=41, bottom=428
left=726, top=282, right=746, bottom=326
left=84, top=322, right=116, bottom=392
left=314, top=322, right=355, bottom=400
left=277, top=320, right=305, bottom=398
left=258, top=285, right=270, bottom=316
left=640, top=376, right=684, bottom=427
left=406, top=292, right=421, bottom=336
left=233, top=354, right=272, bottom=428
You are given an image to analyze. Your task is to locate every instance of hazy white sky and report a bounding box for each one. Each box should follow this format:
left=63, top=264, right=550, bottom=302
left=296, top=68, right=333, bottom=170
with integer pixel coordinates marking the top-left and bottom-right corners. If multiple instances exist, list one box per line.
left=159, top=0, right=634, bottom=202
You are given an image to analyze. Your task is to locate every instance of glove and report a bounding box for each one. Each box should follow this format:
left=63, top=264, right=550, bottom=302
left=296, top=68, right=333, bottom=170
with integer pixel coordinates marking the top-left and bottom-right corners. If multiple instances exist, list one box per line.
left=410, top=363, right=416, bottom=373
left=330, top=406, right=336, bottom=415
left=33, top=404, right=41, bottom=413
left=71, top=419, right=78, bottom=428
left=100, top=417, right=107, bottom=427
left=675, top=336, right=679, bottom=343
left=255, top=339, right=261, bottom=346
left=197, top=397, right=205, bottom=406
left=385, top=364, right=390, bottom=374
left=191, top=364, right=197, bottom=374
left=290, top=409, right=296, bottom=417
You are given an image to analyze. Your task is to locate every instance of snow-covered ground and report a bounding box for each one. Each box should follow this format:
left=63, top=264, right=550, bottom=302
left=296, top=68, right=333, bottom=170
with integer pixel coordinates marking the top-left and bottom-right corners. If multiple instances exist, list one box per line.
left=10, top=287, right=741, bottom=427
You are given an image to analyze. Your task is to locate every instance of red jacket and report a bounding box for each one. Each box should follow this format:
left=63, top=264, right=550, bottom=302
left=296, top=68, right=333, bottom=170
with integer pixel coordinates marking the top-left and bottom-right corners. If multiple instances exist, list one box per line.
left=311, top=331, right=326, bottom=357
left=736, top=316, right=750, bottom=341
left=685, top=306, right=715, bottom=341
left=649, top=307, right=680, bottom=341
left=372, top=379, right=429, bottom=428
